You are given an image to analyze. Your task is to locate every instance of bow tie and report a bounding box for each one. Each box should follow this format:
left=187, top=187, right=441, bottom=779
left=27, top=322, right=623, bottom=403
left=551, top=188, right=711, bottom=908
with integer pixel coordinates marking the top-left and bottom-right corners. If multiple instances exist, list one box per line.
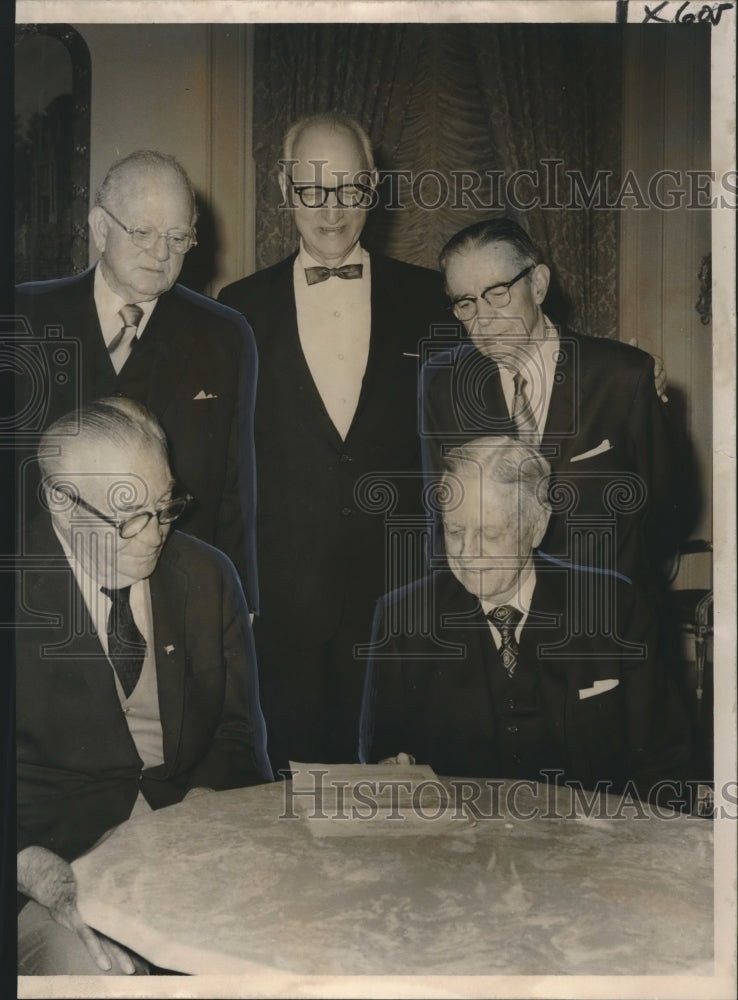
left=304, top=264, right=363, bottom=285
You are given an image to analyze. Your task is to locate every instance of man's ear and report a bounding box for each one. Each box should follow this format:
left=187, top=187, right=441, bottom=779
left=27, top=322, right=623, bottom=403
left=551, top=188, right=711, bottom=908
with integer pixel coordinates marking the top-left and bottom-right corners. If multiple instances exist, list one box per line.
left=532, top=501, right=552, bottom=549
left=531, top=263, right=550, bottom=305
left=278, top=169, right=289, bottom=205
left=88, top=206, right=109, bottom=255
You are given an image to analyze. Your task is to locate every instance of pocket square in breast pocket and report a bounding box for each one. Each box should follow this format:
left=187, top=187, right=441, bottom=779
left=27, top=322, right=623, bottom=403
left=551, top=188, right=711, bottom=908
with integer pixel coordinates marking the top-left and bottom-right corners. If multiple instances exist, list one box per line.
left=570, top=439, right=612, bottom=463
left=578, top=678, right=619, bottom=700
left=193, top=389, right=218, bottom=400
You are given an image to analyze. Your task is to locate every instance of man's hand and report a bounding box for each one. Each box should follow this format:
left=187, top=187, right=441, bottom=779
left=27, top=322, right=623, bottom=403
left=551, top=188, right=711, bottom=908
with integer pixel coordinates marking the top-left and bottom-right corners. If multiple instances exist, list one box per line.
left=628, top=338, right=669, bottom=402
left=17, top=846, right=136, bottom=974
left=378, top=752, right=416, bottom=765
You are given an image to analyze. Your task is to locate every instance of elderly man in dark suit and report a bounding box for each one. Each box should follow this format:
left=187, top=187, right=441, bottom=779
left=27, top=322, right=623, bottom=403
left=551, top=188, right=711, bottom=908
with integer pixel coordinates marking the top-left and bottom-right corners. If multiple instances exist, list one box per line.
left=219, top=112, right=447, bottom=772
left=420, top=218, right=681, bottom=590
left=15, top=150, right=258, bottom=611
left=360, top=438, right=692, bottom=804
left=16, top=398, right=272, bottom=976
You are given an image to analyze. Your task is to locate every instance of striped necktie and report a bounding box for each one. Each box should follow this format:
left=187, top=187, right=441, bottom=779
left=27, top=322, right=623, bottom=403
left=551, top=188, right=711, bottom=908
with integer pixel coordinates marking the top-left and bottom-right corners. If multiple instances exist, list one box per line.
left=108, top=304, right=144, bottom=373
left=100, top=585, right=146, bottom=698
left=510, top=370, right=538, bottom=441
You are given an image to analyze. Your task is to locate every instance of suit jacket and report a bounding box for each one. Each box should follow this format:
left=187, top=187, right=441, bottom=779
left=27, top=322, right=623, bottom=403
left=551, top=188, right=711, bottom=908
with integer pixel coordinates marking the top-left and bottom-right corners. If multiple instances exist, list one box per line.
left=16, top=522, right=273, bottom=871
left=360, top=559, right=693, bottom=800
left=420, top=331, right=681, bottom=584
left=15, top=268, right=259, bottom=611
left=219, top=252, right=448, bottom=642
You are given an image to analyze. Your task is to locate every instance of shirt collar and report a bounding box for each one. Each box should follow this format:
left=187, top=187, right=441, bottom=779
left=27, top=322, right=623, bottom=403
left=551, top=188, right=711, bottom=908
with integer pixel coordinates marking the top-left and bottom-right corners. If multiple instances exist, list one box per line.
left=297, top=240, right=365, bottom=272
left=94, top=264, right=157, bottom=347
left=480, top=558, right=537, bottom=619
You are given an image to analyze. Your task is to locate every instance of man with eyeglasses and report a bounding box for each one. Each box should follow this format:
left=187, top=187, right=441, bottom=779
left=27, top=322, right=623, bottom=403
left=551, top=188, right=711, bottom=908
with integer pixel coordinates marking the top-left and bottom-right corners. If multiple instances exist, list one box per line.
left=421, top=217, right=683, bottom=590
left=218, top=112, right=446, bottom=773
left=15, top=149, right=259, bottom=614
left=16, top=397, right=272, bottom=975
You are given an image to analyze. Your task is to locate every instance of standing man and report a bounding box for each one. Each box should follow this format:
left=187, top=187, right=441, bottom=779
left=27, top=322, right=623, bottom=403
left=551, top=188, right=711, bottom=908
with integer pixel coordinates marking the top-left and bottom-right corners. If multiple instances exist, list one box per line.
left=219, top=112, right=447, bottom=772
left=15, top=150, right=258, bottom=610
left=420, top=218, right=681, bottom=589
left=16, top=398, right=272, bottom=975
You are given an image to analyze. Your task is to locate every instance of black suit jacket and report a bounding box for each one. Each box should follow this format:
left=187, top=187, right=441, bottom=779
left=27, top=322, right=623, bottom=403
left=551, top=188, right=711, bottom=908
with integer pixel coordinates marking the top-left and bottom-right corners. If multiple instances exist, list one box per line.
left=16, top=522, right=273, bottom=871
left=360, top=559, right=692, bottom=800
left=219, top=252, right=448, bottom=641
left=15, top=268, right=259, bottom=611
left=420, top=332, right=681, bottom=583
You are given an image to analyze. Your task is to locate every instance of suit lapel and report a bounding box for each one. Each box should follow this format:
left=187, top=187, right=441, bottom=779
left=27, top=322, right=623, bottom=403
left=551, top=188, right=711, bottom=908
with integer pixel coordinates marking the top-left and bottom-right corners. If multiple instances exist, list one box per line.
left=540, top=329, right=579, bottom=446
left=119, top=288, right=194, bottom=418
left=72, top=267, right=119, bottom=399
left=148, top=537, right=189, bottom=773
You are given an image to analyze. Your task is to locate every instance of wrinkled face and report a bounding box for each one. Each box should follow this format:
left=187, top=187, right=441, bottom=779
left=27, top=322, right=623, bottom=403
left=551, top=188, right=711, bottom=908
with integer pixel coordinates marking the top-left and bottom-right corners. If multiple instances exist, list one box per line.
left=282, top=123, right=375, bottom=266
left=444, top=241, right=549, bottom=365
left=49, top=437, right=175, bottom=589
left=90, top=168, right=193, bottom=302
left=442, top=470, right=548, bottom=603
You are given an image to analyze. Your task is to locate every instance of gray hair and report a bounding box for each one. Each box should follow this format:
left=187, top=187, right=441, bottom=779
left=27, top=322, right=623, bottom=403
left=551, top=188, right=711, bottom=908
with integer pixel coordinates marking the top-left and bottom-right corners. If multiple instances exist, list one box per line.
left=38, top=397, right=169, bottom=482
left=441, top=436, right=551, bottom=518
left=439, top=217, right=545, bottom=275
left=95, top=149, right=198, bottom=225
left=281, top=112, right=375, bottom=172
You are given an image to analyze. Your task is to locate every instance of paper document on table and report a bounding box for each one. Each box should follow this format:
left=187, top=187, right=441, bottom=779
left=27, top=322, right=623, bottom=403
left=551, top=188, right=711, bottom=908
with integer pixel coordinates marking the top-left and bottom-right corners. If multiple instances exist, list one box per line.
left=288, top=762, right=476, bottom=837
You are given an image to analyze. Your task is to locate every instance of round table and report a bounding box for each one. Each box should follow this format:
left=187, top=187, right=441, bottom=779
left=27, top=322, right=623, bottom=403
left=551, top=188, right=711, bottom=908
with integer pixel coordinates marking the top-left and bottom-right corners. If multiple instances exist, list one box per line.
left=72, top=778, right=713, bottom=981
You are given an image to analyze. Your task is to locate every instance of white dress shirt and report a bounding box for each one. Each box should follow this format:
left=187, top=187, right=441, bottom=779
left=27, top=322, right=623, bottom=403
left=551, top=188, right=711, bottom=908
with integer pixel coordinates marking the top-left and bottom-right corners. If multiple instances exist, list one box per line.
left=54, top=526, right=164, bottom=816
left=480, top=561, right=537, bottom=649
left=293, top=242, right=371, bottom=440
left=94, top=265, right=157, bottom=372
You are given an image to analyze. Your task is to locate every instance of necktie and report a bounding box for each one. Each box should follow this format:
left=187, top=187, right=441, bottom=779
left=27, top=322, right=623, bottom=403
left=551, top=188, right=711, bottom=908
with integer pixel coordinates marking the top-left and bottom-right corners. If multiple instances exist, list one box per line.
left=486, top=604, right=523, bottom=677
left=108, top=304, right=144, bottom=372
left=304, top=263, right=363, bottom=285
left=510, top=370, right=538, bottom=440
left=100, top=585, right=146, bottom=698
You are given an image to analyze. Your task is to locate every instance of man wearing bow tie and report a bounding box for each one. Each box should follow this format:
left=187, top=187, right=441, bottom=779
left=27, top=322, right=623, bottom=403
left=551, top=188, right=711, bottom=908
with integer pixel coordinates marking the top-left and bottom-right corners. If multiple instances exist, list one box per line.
left=219, top=112, right=447, bottom=772
left=360, top=437, right=692, bottom=803
left=15, top=150, right=259, bottom=612
left=16, top=398, right=272, bottom=975
left=420, top=218, right=683, bottom=590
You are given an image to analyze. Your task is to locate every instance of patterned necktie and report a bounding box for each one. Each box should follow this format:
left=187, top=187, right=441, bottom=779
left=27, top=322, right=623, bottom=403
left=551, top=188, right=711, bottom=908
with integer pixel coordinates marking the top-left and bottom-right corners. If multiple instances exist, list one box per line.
left=100, top=585, right=146, bottom=698
left=487, top=604, right=523, bottom=677
left=108, top=304, right=144, bottom=373
left=304, top=263, right=364, bottom=285
left=510, top=370, right=538, bottom=440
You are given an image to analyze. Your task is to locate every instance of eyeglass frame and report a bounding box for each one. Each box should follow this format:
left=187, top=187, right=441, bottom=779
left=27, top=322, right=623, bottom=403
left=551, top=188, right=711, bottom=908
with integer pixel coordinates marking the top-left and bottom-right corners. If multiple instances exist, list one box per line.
left=449, top=264, right=537, bottom=319
left=287, top=181, right=376, bottom=210
left=99, top=205, right=198, bottom=254
left=52, top=485, right=193, bottom=539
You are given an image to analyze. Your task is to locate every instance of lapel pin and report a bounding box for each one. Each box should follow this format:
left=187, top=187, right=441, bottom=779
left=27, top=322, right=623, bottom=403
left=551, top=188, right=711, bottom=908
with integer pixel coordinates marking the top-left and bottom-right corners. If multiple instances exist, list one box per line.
left=164, top=644, right=175, bottom=655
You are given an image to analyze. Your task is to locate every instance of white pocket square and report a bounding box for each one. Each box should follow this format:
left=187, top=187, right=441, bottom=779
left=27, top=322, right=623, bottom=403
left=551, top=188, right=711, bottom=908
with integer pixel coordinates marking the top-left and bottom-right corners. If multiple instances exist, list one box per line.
left=578, top=678, right=619, bottom=700
left=570, top=439, right=612, bottom=463
left=193, top=390, right=218, bottom=400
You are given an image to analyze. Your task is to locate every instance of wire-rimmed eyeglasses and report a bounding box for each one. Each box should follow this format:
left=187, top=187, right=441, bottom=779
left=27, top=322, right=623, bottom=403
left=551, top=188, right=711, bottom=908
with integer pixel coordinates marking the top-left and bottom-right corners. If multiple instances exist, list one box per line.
left=289, top=183, right=375, bottom=209
left=53, top=485, right=193, bottom=539
left=99, top=206, right=198, bottom=254
left=450, top=265, right=536, bottom=320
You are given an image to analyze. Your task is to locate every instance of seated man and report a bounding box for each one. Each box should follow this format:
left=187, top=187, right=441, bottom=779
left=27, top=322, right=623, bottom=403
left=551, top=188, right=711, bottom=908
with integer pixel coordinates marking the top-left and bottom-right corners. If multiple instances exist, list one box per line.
left=16, top=398, right=273, bottom=976
left=359, top=437, right=692, bottom=804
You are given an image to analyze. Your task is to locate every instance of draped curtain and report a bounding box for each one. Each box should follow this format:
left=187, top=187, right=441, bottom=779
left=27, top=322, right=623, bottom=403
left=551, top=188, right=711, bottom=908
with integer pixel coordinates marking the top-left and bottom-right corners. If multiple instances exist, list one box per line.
left=253, top=24, right=622, bottom=337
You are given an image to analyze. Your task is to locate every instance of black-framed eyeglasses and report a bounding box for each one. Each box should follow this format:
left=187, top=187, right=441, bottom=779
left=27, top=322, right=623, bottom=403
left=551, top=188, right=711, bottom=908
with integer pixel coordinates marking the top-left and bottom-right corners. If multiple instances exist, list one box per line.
left=289, top=183, right=375, bottom=209
left=53, top=485, right=193, bottom=539
left=449, top=265, right=536, bottom=320
left=99, top=206, right=197, bottom=255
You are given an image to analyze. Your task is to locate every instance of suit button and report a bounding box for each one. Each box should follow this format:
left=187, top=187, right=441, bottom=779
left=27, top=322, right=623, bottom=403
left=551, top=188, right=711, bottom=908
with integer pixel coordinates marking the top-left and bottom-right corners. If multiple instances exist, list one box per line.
left=507, top=699, right=515, bottom=710
left=507, top=725, right=519, bottom=734
left=341, top=506, right=352, bottom=516
left=340, top=454, right=352, bottom=463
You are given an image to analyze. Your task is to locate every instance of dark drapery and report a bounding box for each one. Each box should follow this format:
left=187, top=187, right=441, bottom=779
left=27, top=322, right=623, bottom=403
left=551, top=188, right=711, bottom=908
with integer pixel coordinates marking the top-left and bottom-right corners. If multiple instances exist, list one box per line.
left=253, top=23, right=622, bottom=338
